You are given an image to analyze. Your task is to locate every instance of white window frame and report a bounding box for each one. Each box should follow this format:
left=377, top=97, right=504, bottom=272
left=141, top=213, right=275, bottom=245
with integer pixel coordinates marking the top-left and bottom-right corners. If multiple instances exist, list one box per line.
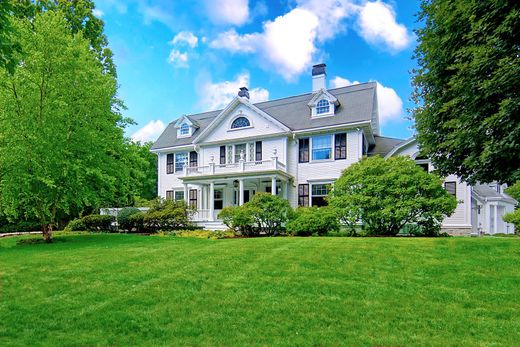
left=310, top=135, right=333, bottom=162
left=174, top=152, right=188, bottom=173
left=228, top=115, right=253, bottom=131
left=310, top=182, right=333, bottom=207
left=177, top=123, right=192, bottom=138
left=311, top=99, right=334, bottom=118
left=174, top=190, right=184, bottom=201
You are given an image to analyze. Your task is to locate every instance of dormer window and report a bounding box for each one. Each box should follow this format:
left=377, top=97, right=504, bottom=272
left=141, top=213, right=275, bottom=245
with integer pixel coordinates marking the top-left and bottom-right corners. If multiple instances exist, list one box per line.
left=316, top=99, right=330, bottom=115
left=231, top=116, right=251, bottom=129
left=179, top=123, right=190, bottom=136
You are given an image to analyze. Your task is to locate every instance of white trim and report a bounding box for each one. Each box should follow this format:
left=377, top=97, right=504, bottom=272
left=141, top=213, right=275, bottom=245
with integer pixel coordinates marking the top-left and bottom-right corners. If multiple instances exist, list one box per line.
left=292, top=121, right=372, bottom=135
left=384, top=137, right=416, bottom=158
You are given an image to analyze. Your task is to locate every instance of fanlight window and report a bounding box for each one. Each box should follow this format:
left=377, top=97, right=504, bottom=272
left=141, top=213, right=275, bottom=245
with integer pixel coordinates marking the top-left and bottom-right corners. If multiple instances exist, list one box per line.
left=231, top=116, right=251, bottom=129
left=179, top=123, right=190, bottom=136
left=316, top=99, right=330, bottom=115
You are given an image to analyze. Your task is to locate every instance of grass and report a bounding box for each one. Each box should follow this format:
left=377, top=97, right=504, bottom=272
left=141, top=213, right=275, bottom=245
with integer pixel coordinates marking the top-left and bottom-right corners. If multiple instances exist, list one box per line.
left=1, top=233, right=519, bottom=346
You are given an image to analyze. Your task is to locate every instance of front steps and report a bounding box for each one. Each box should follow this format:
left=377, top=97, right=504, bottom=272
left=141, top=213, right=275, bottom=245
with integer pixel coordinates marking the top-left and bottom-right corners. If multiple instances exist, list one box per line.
left=194, top=220, right=228, bottom=231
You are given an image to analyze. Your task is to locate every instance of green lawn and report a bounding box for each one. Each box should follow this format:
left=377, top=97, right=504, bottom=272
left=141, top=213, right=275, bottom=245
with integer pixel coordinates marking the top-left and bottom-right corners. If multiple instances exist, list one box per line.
left=1, top=234, right=519, bottom=346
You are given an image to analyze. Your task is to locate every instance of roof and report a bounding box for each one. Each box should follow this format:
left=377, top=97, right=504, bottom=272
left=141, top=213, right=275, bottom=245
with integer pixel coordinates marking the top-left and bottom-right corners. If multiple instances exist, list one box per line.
left=473, top=184, right=517, bottom=204
left=151, top=82, right=377, bottom=150
left=368, top=135, right=407, bottom=157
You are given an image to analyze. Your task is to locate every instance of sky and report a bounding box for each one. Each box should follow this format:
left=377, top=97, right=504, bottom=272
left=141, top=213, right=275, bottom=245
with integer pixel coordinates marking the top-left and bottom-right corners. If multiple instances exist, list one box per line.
left=93, top=0, right=421, bottom=142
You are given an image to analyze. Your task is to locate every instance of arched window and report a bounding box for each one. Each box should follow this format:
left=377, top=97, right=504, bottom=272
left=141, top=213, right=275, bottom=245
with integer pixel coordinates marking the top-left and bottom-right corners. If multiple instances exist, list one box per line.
left=316, top=99, right=330, bottom=115
left=231, top=116, right=251, bottom=129
left=179, top=123, right=190, bottom=136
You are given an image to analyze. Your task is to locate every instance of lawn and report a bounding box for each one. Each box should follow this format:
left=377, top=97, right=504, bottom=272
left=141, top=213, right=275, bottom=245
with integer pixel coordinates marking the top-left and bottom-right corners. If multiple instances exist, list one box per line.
left=1, top=234, right=519, bottom=346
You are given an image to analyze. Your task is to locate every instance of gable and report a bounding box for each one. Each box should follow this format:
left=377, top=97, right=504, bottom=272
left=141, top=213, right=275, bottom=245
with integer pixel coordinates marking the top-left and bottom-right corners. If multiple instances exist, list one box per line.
left=195, top=98, right=290, bottom=144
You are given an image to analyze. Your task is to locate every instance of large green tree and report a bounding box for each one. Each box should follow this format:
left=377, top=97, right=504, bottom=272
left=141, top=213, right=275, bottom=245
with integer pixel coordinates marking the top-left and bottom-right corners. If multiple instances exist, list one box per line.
left=412, top=0, right=520, bottom=185
left=330, top=156, right=457, bottom=236
left=0, top=12, right=128, bottom=241
left=0, top=1, right=20, bottom=73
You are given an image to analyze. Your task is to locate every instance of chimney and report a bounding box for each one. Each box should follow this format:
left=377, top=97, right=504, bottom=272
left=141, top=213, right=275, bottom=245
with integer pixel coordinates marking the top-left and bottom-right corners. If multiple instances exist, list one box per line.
left=312, top=63, right=327, bottom=92
left=238, top=87, right=250, bottom=99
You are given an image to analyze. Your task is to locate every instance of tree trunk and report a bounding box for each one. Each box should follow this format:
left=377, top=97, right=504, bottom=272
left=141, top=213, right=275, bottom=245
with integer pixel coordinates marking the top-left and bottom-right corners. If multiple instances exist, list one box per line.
left=42, top=224, right=53, bottom=243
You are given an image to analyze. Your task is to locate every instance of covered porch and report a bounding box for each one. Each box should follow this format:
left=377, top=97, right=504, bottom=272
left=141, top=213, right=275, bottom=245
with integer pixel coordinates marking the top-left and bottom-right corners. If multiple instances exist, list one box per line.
left=180, top=171, right=293, bottom=222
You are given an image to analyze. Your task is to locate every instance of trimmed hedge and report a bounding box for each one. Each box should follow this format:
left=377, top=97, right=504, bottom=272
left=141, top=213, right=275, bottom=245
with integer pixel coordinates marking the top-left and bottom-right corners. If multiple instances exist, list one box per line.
left=117, top=207, right=141, bottom=232
left=64, top=218, right=86, bottom=232
left=82, top=215, right=114, bottom=232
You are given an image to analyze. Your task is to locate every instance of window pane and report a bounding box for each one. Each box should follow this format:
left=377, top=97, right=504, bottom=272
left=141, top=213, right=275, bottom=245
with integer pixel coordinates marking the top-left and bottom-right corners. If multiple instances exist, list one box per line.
left=312, top=184, right=330, bottom=196
left=180, top=123, right=189, bottom=135
left=231, top=117, right=250, bottom=129
left=175, top=152, right=187, bottom=172
left=312, top=135, right=332, bottom=160
left=174, top=191, right=184, bottom=201
left=444, top=182, right=456, bottom=196
left=235, top=144, right=246, bottom=162
left=316, top=99, right=330, bottom=114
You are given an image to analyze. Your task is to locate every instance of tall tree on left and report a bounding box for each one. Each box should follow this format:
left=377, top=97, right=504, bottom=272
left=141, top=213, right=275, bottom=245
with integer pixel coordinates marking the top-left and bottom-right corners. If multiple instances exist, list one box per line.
left=0, top=12, right=127, bottom=242
left=0, top=1, right=21, bottom=73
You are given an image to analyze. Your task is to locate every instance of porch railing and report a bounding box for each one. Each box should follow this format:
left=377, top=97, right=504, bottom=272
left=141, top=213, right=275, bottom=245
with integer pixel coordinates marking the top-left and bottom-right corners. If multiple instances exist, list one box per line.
left=192, top=209, right=221, bottom=221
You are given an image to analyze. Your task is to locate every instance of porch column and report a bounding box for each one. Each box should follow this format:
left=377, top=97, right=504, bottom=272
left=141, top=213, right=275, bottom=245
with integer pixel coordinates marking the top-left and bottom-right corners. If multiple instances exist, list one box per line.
left=239, top=179, right=245, bottom=206
left=494, top=203, right=498, bottom=234
left=282, top=180, right=288, bottom=199
left=209, top=182, right=215, bottom=221
left=271, top=176, right=277, bottom=196
left=183, top=183, right=188, bottom=203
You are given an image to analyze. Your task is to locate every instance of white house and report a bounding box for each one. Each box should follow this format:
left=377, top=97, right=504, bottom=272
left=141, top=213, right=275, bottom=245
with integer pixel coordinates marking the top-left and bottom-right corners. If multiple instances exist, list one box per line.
left=151, top=64, right=516, bottom=234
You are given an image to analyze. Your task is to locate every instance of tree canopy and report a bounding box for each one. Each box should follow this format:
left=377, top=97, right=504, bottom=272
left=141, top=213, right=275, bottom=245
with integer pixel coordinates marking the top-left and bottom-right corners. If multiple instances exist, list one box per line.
left=412, top=0, right=520, bottom=185
left=330, top=156, right=457, bottom=236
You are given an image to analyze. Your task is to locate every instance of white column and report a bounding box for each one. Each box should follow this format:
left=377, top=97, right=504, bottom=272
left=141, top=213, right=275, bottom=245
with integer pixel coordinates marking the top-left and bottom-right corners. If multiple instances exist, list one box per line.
left=494, top=204, right=498, bottom=234
left=283, top=181, right=288, bottom=199
left=239, top=179, right=245, bottom=205
left=271, top=177, right=277, bottom=196
left=183, top=184, right=189, bottom=203
left=209, top=182, right=215, bottom=221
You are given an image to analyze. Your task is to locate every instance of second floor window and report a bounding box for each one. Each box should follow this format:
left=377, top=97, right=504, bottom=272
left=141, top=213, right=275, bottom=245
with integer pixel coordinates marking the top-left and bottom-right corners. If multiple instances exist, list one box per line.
left=166, top=154, right=174, bottom=174
left=334, top=133, right=346, bottom=160
left=312, top=135, right=332, bottom=160
left=299, top=138, right=309, bottom=163
left=175, top=152, right=188, bottom=172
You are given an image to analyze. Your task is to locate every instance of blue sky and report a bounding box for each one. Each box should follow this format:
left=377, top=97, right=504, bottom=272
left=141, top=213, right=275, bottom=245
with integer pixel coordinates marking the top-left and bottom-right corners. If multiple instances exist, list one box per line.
left=93, top=0, right=421, bottom=142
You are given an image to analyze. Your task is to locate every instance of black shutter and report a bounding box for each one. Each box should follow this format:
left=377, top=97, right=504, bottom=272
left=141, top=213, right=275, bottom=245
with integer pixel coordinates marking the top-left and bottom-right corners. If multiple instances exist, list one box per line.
left=189, top=151, right=198, bottom=167
left=255, top=141, right=262, bottom=161
left=166, top=154, right=174, bottom=174
left=299, top=138, right=309, bottom=163
left=298, top=184, right=309, bottom=207
left=335, top=133, right=347, bottom=160
left=220, top=146, right=226, bottom=164
left=189, top=189, right=198, bottom=208
left=444, top=182, right=456, bottom=196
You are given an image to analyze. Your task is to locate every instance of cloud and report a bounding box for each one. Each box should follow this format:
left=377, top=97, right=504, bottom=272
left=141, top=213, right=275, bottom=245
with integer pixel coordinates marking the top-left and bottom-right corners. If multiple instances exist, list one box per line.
left=330, top=76, right=403, bottom=123
left=167, top=50, right=189, bottom=68
left=131, top=120, right=166, bottom=143
left=92, top=8, right=104, bottom=18
left=357, top=1, right=412, bottom=52
left=204, top=0, right=249, bottom=26
left=170, top=31, right=199, bottom=48
left=142, top=5, right=176, bottom=29
left=199, top=73, right=269, bottom=110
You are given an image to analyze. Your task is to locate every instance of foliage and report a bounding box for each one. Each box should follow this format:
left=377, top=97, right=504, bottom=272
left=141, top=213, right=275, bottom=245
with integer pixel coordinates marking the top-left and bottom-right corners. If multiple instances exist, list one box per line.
left=142, top=198, right=193, bottom=232
left=174, top=230, right=235, bottom=239
left=287, top=207, right=340, bottom=236
left=412, top=0, right=520, bottom=184
left=504, top=181, right=520, bottom=202
left=246, top=193, right=292, bottom=236
left=117, top=207, right=141, bottom=232
left=64, top=218, right=86, bottom=232
left=127, top=212, right=145, bottom=233
left=502, top=209, right=520, bottom=234
left=0, top=218, right=40, bottom=233
left=218, top=206, right=257, bottom=236
left=330, top=156, right=458, bottom=236
left=81, top=215, right=114, bottom=232
left=126, top=141, right=157, bottom=201
left=0, top=1, right=21, bottom=73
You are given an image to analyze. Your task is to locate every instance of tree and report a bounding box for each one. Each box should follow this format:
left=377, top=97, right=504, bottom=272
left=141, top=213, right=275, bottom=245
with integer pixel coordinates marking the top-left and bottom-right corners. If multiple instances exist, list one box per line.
left=0, top=1, right=20, bottom=73
left=412, top=1, right=520, bottom=185
left=502, top=181, right=520, bottom=234
left=330, top=156, right=457, bottom=236
left=0, top=12, right=128, bottom=242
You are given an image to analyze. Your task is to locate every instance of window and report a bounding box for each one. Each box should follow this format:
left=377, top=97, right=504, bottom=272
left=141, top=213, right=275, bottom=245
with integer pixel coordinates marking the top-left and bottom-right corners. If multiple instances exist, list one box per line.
left=220, top=146, right=226, bottom=164
left=417, top=163, right=429, bottom=172
left=175, top=152, right=188, bottom=172
left=299, top=138, right=309, bottom=163
left=174, top=191, right=184, bottom=201
left=256, top=141, right=262, bottom=161
left=189, top=151, right=198, bottom=167
left=444, top=182, right=456, bottom=196
left=298, top=184, right=309, bottom=207
left=334, top=133, right=346, bottom=160
left=316, top=99, right=330, bottom=115
left=166, top=154, right=174, bottom=174
left=189, top=189, right=197, bottom=208
left=311, top=184, right=331, bottom=207
left=166, top=190, right=174, bottom=200
left=231, top=116, right=250, bottom=129
left=312, top=135, right=332, bottom=160
left=235, top=143, right=246, bottom=162
left=214, top=190, right=223, bottom=210
left=179, top=123, right=190, bottom=136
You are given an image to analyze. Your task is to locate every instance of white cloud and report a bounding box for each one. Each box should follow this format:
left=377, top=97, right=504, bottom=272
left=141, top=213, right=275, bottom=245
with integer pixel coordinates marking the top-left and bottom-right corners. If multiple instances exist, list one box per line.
left=199, top=73, right=269, bottom=110
left=167, top=50, right=189, bottom=68
left=330, top=76, right=360, bottom=88
left=92, top=8, right=104, bottom=18
left=357, top=1, right=412, bottom=52
left=143, top=5, right=175, bottom=28
left=170, top=31, right=199, bottom=48
left=204, top=0, right=249, bottom=26
left=210, top=29, right=257, bottom=53
left=131, top=120, right=166, bottom=143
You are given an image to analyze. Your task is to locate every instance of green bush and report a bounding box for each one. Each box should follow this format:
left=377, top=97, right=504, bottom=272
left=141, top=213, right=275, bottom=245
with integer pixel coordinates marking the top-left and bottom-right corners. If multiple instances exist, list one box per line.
left=127, top=212, right=145, bottom=233
left=142, top=198, right=193, bottom=232
left=247, top=193, right=292, bottom=236
left=64, top=218, right=86, bottom=232
left=82, top=215, right=114, bottom=232
left=287, top=207, right=340, bottom=236
left=218, top=206, right=257, bottom=236
left=117, top=207, right=141, bottom=232
left=503, top=209, right=520, bottom=235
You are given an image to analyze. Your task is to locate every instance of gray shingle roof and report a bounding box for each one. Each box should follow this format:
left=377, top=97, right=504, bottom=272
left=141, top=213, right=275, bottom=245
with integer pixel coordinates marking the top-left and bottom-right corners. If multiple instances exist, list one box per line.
left=368, top=136, right=406, bottom=157
left=151, top=82, right=377, bottom=150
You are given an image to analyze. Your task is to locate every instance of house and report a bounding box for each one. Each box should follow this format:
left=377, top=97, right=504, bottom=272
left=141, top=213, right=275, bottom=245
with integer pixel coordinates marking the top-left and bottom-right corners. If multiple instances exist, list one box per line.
left=151, top=64, right=517, bottom=234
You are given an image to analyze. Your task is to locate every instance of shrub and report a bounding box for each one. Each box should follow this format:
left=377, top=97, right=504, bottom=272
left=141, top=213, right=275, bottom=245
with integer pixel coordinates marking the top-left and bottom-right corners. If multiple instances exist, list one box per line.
left=218, top=206, right=257, bottom=236
left=287, top=207, right=340, bottom=236
left=246, top=193, right=292, bottom=236
left=64, top=218, right=86, bottom=232
left=82, top=215, right=114, bottom=232
left=503, top=209, right=520, bottom=235
left=142, top=198, right=193, bottom=232
left=127, top=212, right=145, bottom=233
left=117, top=207, right=141, bottom=232
left=330, top=156, right=457, bottom=236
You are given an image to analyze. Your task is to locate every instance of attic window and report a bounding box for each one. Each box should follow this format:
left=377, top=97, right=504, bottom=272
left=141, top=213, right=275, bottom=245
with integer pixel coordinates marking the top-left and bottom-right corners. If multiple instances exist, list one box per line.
left=231, top=117, right=250, bottom=129
left=179, top=123, right=190, bottom=136
left=316, top=99, right=330, bottom=115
